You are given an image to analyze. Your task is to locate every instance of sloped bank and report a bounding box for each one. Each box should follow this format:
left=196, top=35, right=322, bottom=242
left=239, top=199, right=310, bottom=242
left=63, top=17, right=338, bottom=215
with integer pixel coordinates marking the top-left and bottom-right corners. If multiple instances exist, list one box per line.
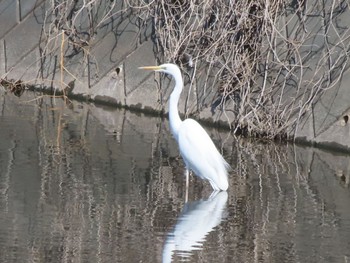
left=1, top=0, right=350, bottom=151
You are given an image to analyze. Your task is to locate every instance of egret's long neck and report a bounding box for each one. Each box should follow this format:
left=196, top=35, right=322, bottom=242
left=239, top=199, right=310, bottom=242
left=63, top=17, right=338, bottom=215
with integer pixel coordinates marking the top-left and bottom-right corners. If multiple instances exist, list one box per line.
left=169, top=73, right=183, bottom=141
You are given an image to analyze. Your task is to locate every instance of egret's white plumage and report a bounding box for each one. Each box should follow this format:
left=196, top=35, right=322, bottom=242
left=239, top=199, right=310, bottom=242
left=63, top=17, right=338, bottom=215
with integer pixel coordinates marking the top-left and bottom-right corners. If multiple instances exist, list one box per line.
left=139, top=63, right=229, bottom=191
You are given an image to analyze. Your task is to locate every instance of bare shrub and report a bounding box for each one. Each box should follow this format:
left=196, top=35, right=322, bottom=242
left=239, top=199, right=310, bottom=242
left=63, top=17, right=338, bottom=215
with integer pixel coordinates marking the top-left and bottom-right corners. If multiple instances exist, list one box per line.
left=39, top=0, right=350, bottom=139
left=39, top=0, right=128, bottom=91
left=129, top=0, right=350, bottom=139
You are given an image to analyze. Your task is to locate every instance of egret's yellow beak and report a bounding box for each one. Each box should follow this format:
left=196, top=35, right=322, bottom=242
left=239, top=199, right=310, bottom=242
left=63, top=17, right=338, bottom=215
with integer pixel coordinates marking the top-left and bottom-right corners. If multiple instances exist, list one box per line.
left=139, top=66, right=163, bottom=71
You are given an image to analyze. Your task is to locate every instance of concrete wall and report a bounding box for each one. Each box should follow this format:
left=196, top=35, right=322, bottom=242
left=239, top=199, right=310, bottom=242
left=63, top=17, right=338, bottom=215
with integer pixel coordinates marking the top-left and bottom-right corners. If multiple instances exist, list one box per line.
left=1, top=0, right=350, bottom=151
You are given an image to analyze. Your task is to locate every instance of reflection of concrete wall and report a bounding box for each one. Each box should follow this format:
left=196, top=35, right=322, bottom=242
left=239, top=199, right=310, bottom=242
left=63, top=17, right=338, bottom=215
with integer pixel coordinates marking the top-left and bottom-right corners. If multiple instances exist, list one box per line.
left=1, top=90, right=350, bottom=262
left=0, top=90, right=179, bottom=262
left=293, top=146, right=350, bottom=261
left=232, top=142, right=350, bottom=262
left=1, top=1, right=350, bottom=151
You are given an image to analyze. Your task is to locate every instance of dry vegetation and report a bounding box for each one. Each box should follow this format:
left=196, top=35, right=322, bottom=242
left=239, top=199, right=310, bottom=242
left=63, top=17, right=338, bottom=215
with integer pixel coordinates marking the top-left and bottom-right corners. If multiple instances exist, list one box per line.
left=130, top=0, right=350, bottom=138
left=14, top=0, right=350, bottom=139
left=2, top=2, right=349, bottom=261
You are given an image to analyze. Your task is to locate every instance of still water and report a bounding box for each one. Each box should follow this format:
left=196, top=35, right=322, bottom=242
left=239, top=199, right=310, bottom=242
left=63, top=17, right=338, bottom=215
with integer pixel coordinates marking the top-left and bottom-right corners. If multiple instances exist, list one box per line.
left=0, top=91, right=350, bottom=263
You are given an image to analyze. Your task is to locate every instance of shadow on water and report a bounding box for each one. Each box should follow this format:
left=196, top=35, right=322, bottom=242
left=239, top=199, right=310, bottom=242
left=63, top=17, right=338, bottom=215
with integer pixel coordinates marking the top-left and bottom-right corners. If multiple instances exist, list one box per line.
left=0, top=91, right=350, bottom=262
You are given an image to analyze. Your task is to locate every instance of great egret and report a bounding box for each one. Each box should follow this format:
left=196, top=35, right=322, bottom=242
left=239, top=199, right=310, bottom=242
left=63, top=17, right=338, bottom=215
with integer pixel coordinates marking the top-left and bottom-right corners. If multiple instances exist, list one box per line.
left=139, top=63, right=229, bottom=191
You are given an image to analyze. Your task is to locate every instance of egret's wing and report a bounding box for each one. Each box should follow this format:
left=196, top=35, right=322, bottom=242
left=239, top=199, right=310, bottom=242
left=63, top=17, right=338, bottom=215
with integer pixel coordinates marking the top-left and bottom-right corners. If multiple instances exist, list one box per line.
left=178, top=119, right=228, bottom=178
left=179, top=120, right=213, bottom=164
left=177, top=119, right=229, bottom=190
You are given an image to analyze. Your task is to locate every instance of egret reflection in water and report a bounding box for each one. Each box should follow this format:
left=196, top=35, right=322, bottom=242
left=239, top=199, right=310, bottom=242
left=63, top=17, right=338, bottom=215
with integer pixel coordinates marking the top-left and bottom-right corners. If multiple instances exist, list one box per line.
left=162, top=191, right=228, bottom=262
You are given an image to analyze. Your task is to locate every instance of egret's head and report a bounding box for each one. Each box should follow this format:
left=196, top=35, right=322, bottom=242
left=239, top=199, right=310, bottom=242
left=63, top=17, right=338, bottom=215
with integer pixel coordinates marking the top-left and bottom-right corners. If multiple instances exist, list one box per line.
left=139, top=63, right=181, bottom=78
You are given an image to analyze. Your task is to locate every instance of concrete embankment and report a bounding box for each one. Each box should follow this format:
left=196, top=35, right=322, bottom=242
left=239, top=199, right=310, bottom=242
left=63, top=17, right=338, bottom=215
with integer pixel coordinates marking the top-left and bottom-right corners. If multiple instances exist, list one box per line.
left=1, top=1, right=350, bottom=151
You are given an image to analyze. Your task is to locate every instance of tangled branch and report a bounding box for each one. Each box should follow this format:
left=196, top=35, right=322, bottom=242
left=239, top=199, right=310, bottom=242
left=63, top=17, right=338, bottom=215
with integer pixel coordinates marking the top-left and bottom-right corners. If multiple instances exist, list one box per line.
left=130, top=0, right=350, bottom=139
left=37, top=0, right=350, bottom=139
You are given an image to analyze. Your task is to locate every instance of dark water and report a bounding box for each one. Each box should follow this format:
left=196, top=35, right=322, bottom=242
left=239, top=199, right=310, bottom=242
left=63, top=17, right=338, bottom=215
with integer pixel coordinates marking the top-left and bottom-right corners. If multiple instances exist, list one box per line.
left=0, top=91, right=350, bottom=263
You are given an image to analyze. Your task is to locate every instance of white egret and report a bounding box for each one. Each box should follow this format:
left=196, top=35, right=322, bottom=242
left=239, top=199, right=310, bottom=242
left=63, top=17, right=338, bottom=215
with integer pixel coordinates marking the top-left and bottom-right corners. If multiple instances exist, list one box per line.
left=139, top=63, right=229, bottom=191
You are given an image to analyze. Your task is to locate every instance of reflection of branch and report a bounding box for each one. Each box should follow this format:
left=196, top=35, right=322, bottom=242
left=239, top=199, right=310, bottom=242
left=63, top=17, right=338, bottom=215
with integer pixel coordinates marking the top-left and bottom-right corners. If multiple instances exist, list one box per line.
left=56, top=110, right=63, bottom=149
left=60, top=30, right=65, bottom=103
left=0, top=140, right=16, bottom=213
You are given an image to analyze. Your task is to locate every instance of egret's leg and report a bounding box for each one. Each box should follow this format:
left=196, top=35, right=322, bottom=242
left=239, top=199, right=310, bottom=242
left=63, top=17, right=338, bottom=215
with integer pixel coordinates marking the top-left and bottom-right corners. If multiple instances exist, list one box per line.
left=185, top=168, right=189, bottom=203
left=209, top=190, right=219, bottom=199
left=185, top=168, right=189, bottom=190
left=209, top=180, right=219, bottom=192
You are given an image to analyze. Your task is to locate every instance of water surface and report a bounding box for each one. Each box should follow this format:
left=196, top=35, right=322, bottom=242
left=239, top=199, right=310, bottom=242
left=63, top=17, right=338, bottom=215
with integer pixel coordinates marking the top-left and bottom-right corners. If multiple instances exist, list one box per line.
left=0, top=91, right=350, bottom=262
